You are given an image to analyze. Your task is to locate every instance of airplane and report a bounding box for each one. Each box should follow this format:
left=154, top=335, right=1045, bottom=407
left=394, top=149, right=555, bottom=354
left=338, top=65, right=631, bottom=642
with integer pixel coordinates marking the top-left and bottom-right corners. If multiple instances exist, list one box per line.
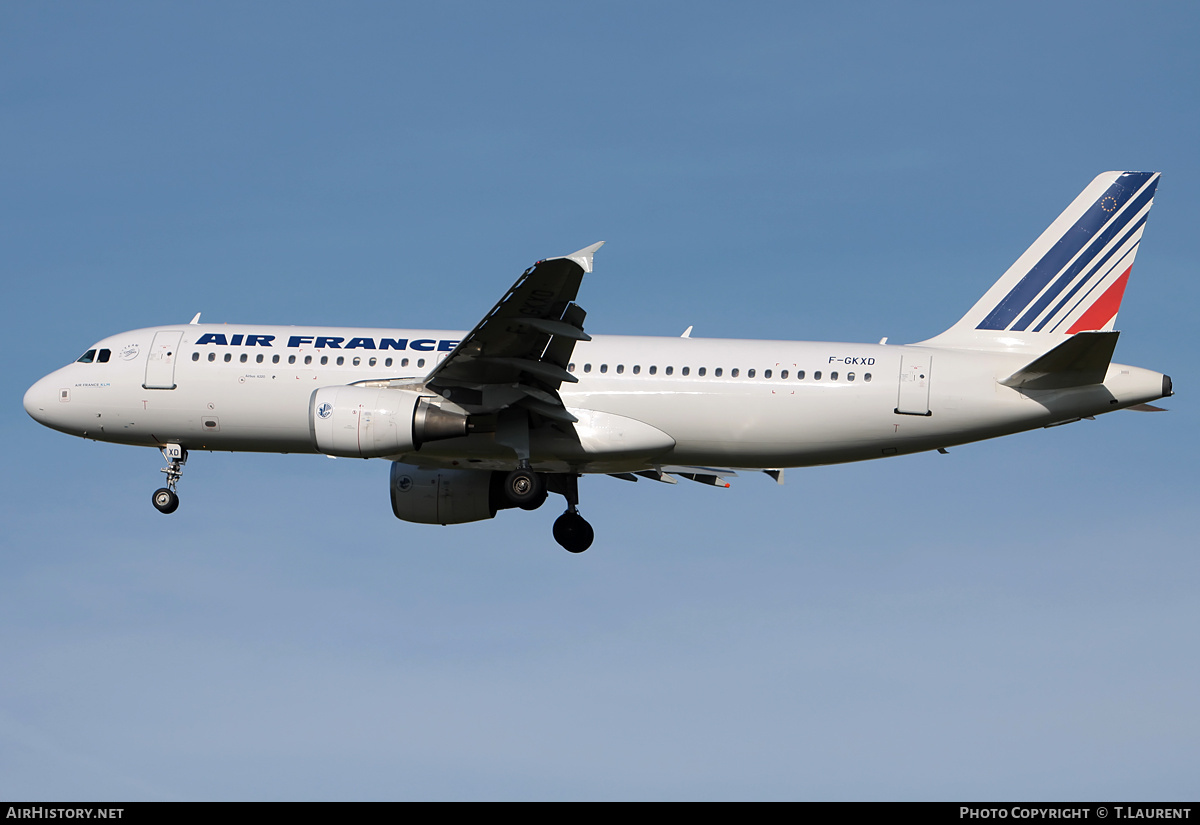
left=23, top=171, right=1173, bottom=553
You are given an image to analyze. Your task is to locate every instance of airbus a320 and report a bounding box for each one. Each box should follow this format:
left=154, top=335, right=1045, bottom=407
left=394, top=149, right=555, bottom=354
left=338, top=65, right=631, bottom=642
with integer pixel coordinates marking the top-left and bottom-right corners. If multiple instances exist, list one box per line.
left=24, top=172, right=1173, bottom=552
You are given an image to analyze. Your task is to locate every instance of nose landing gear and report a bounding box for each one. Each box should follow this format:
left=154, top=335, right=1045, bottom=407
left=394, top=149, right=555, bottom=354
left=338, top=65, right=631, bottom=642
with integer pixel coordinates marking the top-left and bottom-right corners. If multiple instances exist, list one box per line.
left=152, top=445, right=187, bottom=514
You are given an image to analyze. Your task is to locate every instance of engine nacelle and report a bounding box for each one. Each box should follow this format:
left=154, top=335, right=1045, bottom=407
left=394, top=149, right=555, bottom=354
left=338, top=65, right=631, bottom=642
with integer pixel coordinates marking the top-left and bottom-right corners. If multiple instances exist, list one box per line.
left=390, top=463, right=508, bottom=525
left=310, top=386, right=468, bottom=458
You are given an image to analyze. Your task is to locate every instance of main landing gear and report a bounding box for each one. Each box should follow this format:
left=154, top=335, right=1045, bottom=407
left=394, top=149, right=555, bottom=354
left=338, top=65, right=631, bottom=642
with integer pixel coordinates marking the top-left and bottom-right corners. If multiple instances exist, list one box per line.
left=503, top=464, right=548, bottom=511
left=547, top=472, right=594, bottom=554
left=152, top=445, right=187, bottom=514
left=553, top=510, right=594, bottom=554
left=502, top=467, right=595, bottom=553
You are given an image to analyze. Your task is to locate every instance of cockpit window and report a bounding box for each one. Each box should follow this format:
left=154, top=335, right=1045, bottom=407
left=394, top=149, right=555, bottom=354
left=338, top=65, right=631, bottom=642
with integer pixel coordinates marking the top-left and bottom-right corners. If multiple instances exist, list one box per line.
left=97, top=349, right=111, bottom=363
left=77, top=349, right=96, bottom=363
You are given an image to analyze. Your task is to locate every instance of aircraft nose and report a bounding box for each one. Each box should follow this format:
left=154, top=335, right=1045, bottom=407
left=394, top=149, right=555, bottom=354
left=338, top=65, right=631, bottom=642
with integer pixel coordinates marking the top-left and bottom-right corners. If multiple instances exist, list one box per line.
left=23, top=374, right=58, bottom=426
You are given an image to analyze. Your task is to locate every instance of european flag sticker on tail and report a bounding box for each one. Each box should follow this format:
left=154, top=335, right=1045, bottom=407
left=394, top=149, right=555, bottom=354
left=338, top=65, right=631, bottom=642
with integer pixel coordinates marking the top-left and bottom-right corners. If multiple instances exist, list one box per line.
left=920, top=172, right=1160, bottom=353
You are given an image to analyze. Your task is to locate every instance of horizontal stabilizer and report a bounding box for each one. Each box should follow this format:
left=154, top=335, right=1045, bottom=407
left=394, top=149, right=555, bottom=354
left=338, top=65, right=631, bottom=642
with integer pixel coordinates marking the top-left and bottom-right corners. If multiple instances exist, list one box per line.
left=1000, top=331, right=1119, bottom=390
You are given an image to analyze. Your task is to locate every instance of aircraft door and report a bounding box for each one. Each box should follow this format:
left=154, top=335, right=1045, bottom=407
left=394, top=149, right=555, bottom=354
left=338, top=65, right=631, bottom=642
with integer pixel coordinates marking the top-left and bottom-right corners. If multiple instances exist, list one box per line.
left=896, top=354, right=932, bottom=416
left=143, top=330, right=184, bottom=389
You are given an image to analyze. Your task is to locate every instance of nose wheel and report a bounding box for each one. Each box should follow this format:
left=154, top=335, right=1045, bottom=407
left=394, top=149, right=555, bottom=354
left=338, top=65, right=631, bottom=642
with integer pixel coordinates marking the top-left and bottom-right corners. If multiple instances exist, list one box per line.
left=153, top=445, right=187, bottom=515
left=152, top=487, right=179, bottom=514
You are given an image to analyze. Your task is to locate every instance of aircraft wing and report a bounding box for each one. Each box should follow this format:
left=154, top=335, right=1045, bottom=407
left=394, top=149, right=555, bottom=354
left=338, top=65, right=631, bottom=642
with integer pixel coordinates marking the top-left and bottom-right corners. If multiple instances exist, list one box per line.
left=423, top=242, right=603, bottom=419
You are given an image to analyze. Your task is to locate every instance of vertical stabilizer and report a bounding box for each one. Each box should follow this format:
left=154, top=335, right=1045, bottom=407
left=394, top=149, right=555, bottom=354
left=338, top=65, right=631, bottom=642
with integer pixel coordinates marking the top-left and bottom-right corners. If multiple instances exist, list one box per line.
left=918, top=171, right=1160, bottom=354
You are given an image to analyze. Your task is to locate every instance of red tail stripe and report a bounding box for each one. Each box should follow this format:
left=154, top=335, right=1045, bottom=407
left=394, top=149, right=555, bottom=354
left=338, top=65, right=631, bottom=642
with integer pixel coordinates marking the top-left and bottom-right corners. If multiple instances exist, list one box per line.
left=1066, top=267, right=1131, bottom=333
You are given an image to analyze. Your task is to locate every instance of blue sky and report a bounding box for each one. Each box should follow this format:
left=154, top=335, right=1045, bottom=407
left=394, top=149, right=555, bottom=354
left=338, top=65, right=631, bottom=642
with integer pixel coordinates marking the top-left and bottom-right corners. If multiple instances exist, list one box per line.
left=3, top=2, right=1198, bottom=800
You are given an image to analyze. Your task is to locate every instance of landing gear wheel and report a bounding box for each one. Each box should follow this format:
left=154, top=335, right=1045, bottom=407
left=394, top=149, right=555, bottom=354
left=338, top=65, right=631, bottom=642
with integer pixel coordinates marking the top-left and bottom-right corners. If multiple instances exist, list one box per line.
left=152, top=487, right=179, bottom=514
left=519, top=485, right=548, bottom=511
left=504, top=468, right=545, bottom=509
left=553, top=511, right=594, bottom=553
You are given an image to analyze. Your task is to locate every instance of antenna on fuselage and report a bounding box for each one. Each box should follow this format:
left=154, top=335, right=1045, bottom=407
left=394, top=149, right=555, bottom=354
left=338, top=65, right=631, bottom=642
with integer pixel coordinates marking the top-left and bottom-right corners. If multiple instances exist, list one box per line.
left=189, top=313, right=202, bottom=325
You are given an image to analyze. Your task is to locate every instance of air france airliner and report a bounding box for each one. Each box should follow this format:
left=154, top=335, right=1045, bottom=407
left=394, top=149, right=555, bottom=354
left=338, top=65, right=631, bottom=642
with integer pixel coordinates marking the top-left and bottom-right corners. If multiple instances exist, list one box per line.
left=24, top=172, right=1173, bottom=552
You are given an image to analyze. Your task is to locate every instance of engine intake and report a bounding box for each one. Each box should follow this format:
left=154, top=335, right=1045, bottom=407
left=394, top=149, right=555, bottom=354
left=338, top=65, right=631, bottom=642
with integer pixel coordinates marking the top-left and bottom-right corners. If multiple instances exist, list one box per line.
left=310, top=386, right=467, bottom=458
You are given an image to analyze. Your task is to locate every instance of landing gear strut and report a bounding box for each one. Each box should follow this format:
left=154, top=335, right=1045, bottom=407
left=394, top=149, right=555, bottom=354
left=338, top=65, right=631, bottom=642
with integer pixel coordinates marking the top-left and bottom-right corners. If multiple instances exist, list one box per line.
left=152, top=445, right=187, bottom=514
left=549, top=473, right=594, bottom=553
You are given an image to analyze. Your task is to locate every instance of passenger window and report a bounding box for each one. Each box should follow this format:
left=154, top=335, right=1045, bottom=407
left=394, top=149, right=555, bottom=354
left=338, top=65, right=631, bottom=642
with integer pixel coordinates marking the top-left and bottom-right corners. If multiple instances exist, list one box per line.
left=780, top=370, right=788, bottom=379
left=600, top=364, right=608, bottom=374
left=698, top=367, right=706, bottom=376
left=288, top=355, right=296, bottom=365
left=272, top=355, right=280, bottom=364
left=797, top=370, right=805, bottom=379
left=353, top=357, right=361, bottom=366
left=401, top=358, right=409, bottom=367
left=633, top=365, right=641, bottom=374
left=584, top=364, right=591, bottom=373
left=649, top=366, right=657, bottom=375
left=209, top=353, right=216, bottom=362
left=256, top=354, right=264, bottom=364
left=242, top=354, right=250, bottom=363
left=97, top=349, right=111, bottom=363
left=385, top=358, right=393, bottom=367
left=336, top=356, right=344, bottom=366
left=681, top=367, right=689, bottom=376
left=77, top=349, right=96, bottom=363
left=224, top=353, right=232, bottom=363
left=731, top=368, right=739, bottom=377
left=369, top=357, right=377, bottom=367
left=715, top=368, right=722, bottom=377
left=831, top=371, right=838, bottom=381
left=417, top=359, right=425, bottom=367
left=616, top=365, right=624, bottom=374
left=847, top=372, right=855, bottom=382
left=865, top=373, right=872, bottom=382
left=568, top=363, right=575, bottom=372
left=192, top=352, right=200, bottom=361
left=764, top=369, right=771, bottom=378
left=748, top=369, right=756, bottom=378
left=665, top=366, right=673, bottom=375
left=814, top=371, right=821, bottom=380
left=304, top=355, right=312, bottom=365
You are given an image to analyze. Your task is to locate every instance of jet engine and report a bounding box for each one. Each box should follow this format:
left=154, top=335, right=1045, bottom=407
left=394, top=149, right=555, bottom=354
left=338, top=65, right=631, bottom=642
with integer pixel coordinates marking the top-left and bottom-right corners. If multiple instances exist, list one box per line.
left=310, top=386, right=468, bottom=458
left=389, top=463, right=512, bottom=525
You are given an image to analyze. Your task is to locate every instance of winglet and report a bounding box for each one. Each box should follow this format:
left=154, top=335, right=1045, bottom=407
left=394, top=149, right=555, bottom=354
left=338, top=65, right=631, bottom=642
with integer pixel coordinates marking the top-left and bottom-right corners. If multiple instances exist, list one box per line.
left=550, top=241, right=605, bottom=273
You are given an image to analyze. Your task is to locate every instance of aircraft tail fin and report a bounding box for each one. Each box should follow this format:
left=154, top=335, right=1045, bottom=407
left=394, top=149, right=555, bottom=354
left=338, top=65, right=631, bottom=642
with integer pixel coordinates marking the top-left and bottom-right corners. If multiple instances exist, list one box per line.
left=918, top=172, right=1160, bottom=354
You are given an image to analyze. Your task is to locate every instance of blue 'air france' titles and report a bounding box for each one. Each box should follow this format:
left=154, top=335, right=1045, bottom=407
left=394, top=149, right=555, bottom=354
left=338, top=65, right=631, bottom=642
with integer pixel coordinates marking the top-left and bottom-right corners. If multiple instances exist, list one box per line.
left=193, top=333, right=459, bottom=352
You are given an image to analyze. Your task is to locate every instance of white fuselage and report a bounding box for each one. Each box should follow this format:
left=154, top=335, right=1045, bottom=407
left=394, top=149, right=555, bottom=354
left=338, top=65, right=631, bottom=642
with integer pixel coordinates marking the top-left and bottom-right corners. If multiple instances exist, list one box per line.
left=24, top=323, right=1169, bottom=474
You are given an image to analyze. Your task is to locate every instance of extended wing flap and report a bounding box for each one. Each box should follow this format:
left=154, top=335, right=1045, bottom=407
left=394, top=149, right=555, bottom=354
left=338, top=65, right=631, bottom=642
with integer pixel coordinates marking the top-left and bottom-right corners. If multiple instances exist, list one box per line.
left=1000, top=331, right=1120, bottom=390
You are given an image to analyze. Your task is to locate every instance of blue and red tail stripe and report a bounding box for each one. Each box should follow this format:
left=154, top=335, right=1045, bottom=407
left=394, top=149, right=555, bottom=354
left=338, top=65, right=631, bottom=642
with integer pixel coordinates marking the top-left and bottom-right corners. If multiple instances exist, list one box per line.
left=976, top=172, right=1158, bottom=331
